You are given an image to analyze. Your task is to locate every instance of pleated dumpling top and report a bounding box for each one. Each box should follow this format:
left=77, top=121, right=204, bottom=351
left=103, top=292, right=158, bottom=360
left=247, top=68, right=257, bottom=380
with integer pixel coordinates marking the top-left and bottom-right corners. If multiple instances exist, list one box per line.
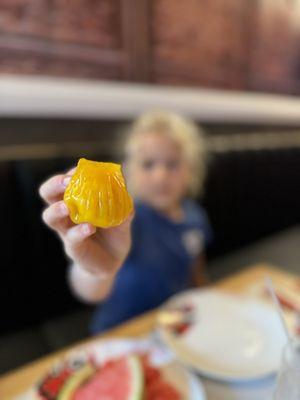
left=64, top=158, right=133, bottom=228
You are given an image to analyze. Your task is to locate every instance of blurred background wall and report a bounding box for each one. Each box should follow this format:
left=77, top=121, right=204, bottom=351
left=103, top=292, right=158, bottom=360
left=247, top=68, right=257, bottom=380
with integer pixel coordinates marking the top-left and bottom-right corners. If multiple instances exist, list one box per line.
left=0, top=0, right=300, bottom=94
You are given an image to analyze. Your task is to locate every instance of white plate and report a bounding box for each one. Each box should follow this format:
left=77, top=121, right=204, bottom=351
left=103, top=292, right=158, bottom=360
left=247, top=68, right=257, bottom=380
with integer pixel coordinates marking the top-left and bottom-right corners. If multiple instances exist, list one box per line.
left=158, top=290, right=288, bottom=382
left=21, top=337, right=206, bottom=400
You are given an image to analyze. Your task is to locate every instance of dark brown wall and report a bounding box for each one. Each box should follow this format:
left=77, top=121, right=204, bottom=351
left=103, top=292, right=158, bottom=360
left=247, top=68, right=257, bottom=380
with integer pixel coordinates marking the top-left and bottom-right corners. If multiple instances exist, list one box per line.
left=0, top=0, right=124, bottom=79
left=151, top=0, right=251, bottom=89
left=248, top=0, right=300, bottom=94
left=0, top=0, right=300, bottom=94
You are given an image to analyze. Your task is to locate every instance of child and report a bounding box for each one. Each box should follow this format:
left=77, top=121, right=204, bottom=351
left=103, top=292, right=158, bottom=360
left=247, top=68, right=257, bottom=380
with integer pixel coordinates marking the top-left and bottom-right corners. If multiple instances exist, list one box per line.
left=39, top=111, right=212, bottom=334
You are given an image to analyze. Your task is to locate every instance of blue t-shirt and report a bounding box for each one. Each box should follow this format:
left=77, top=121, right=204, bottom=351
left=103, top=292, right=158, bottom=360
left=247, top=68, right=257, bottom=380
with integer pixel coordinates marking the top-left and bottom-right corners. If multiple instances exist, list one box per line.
left=90, top=200, right=212, bottom=334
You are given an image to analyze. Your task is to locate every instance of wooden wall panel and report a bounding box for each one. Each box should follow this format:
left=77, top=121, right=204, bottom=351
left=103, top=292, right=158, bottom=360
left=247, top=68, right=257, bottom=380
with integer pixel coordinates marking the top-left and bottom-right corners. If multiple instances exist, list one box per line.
left=121, top=0, right=151, bottom=82
left=0, top=0, right=125, bottom=80
left=0, top=0, right=121, bottom=47
left=0, top=54, right=121, bottom=79
left=151, top=0, right=252, bottom=89
left=248, top=0, right=300, bottom=94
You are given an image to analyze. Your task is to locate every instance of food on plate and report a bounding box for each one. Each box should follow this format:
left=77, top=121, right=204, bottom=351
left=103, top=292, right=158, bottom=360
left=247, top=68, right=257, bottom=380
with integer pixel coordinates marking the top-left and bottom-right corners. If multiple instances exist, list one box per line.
left=158, top=303, right=195, bottom=336
left=73, top=355, right=143, bottom=400
left=37, top=360, right=94, bottom=400
left=58, top=364, right=95, bottom=400
left=37, top=354, right=181, bottom=400
left=142, top=356, right=181, bottom=400
left=64, top=158, right=133, bottom=228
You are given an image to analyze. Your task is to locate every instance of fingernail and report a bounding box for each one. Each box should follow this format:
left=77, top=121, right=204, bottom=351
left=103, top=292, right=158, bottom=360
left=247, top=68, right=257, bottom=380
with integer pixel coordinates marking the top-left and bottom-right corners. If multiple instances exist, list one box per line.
left=81, top=223, right=94, bottom=235
left=60, top=202, right=69, bottom=216
left=62, top=176, right=71, bottom=188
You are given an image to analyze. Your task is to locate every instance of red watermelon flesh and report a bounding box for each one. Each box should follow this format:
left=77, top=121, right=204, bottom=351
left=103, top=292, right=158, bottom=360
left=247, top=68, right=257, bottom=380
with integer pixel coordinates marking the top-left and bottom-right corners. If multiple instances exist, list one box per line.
left=145, top=379, right=181, bottom=400
left=142, top=357, right=181, bottom=400
left=73, top=355, right=143, bottom=400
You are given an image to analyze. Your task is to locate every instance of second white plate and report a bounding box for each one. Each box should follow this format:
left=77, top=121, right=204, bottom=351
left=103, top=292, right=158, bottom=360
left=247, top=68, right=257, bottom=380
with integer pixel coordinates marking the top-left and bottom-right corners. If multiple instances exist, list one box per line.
left=158, top=289, right=288, bottom=382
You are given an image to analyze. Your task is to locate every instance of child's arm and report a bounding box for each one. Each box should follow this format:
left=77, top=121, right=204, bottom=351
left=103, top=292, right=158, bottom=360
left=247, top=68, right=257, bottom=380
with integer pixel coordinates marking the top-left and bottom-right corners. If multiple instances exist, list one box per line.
left=192, top=253, right=209, bottom=287
left=39, top=170, right=133, bottom=303
left=68, top=263, right=118, bottom=303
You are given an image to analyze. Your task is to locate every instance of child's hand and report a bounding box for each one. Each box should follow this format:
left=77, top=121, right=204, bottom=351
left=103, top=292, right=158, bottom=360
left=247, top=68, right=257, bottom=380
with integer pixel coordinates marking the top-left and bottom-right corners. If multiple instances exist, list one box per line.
left=39, top=169, right=133, bottom=278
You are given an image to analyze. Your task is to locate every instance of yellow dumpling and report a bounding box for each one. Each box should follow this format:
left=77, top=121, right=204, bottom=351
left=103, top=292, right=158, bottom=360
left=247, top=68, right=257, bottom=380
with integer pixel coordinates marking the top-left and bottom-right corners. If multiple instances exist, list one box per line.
left=64, top=158, right=133, bottom=228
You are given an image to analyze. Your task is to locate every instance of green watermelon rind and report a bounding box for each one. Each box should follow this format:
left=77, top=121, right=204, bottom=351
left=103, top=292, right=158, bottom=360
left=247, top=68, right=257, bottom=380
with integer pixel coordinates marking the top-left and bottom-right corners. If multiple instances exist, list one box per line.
left=57, top=364, right=95, bottom=400
left=127, top=355, right=144, bottom=400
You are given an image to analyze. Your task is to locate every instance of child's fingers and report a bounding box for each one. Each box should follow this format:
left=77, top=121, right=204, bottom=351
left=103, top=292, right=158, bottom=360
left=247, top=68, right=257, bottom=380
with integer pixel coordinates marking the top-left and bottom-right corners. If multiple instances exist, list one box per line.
left=40, top=167, right=75, bottom=204
left=42, top=201, right=71, bottom=234
left=39, top=174, right=71, bottom=205
left=66, top=167, right=76, bottom=175
left=64, top=223, right=96, bottom=249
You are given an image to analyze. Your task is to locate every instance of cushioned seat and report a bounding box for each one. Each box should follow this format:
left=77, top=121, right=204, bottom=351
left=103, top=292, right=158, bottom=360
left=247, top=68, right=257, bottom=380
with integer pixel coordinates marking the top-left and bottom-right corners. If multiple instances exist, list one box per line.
left=40, top=307, right=93, bottom=351
left=0, top=307, right=93, bottom=375
left=0, top=328, right=49, bottom=374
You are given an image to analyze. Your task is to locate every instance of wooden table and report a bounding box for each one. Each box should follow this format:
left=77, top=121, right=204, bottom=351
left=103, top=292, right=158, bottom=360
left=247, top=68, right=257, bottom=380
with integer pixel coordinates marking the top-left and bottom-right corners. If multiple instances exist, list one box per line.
left=0, top=264, right=298, bottom=399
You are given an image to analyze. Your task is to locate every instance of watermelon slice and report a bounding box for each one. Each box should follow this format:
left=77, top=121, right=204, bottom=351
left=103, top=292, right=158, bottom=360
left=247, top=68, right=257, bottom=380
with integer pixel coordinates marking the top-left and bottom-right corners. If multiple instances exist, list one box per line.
left=73, top=355, right=144, bottom=400
left=141, top=356, right=181, bottom=400
left=58, top=364, right=95, bottom=400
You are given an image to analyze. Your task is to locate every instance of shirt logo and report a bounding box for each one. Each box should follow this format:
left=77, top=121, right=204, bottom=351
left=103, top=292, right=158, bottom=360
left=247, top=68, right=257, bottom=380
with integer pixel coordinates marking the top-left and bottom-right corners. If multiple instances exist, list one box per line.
left=182, top=229, right=204, bottom=257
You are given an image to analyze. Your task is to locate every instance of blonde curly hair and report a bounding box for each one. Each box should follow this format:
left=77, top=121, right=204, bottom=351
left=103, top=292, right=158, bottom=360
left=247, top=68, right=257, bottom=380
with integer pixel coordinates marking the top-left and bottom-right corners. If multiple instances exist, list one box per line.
left=122, top=110, right=207, bottom=198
